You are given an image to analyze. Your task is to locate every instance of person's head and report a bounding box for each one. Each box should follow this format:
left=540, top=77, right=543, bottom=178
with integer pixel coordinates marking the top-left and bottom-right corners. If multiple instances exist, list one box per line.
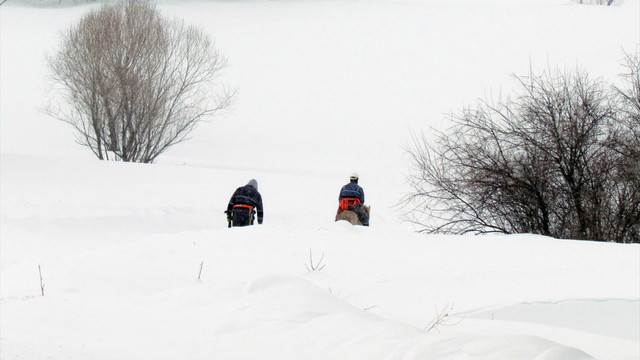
left=349, top=173, right=359, bottom=183
left=247, top=179, right=258, bottom=190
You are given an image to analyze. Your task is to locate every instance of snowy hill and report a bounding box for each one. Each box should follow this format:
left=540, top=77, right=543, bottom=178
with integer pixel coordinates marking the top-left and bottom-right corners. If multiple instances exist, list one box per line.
left=1, top=1, right=639, bottom=359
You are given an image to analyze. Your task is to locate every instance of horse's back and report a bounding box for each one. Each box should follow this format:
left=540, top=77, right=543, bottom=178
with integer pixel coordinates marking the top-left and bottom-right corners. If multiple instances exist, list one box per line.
left=335, top=210, right=361, bottom=225
left=335, top=205, right=370, bottom=226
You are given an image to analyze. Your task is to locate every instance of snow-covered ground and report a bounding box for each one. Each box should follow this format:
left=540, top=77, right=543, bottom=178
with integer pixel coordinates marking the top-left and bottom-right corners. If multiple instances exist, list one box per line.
left=1, top=0, right=639, bottom=359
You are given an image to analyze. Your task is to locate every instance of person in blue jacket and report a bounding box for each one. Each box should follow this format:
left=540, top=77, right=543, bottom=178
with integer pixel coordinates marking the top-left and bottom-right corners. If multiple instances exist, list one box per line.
left=226, top=179, right=264, bottom=227
left=337, top=173, right=369, bottom=226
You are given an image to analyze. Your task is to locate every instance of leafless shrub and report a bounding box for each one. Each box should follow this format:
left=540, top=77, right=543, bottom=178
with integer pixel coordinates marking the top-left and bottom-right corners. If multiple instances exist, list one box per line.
left=425, top=303, right=461, bottom=333
left=47, top=0, right=233, bottom=163
left=305, top=249, right=326, bottom=272
left=404, top=55, right=639, bottom=243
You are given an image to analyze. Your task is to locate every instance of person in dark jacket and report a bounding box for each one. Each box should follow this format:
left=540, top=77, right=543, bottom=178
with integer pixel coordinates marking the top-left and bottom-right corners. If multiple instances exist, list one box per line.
left=337, top=173, right=369, bottom=226
left=226, top=179, right=264, bottom=227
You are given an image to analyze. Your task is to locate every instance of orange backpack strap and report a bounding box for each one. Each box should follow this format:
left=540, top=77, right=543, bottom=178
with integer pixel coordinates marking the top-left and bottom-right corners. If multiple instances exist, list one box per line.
left=338, top=197, right=361, bottom=213
left=233, top=204, right=255, bottom=211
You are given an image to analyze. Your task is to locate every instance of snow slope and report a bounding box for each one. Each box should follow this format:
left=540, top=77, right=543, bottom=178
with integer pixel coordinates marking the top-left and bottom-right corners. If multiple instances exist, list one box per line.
left=1, top=1, right=639, bottom=359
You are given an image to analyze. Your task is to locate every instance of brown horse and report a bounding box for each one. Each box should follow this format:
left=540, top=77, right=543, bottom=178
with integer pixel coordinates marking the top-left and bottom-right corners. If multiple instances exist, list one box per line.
left=335, top=205, right=370, bottom=226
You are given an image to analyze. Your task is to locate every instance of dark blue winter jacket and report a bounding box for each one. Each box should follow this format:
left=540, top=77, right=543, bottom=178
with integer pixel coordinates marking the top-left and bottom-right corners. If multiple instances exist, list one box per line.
left=339, top=180, right=365, bottom=204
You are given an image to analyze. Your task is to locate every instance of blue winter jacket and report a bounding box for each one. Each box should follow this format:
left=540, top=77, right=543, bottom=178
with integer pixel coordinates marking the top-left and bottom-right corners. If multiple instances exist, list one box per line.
left=339, top=180, right=365, bottom=204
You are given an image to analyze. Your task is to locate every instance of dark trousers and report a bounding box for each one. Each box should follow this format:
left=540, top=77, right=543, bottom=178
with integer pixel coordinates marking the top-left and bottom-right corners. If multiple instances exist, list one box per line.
left=231, top=207, right=254, bottom=227
left=350, top=205, right=369, bottom=226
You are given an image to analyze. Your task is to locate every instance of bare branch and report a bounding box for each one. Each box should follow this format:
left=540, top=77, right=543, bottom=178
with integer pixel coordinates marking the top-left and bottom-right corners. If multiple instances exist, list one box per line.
left=38, top=265, right=45, bottom=297
left=425, top=303, right=462, bottom=333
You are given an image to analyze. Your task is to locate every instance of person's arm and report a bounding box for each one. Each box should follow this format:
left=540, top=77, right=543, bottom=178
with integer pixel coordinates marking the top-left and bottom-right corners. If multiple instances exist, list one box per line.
left=256, top=194, right=264, bottom=224
left=227, top=190, right=237, bottom=213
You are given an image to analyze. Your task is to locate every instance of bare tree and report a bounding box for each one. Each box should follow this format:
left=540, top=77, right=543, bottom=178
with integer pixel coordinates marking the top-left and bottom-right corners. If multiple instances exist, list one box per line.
left=404, top=61, right=639, bottom=243
left=47, top=0, right=233, bottom=163
left=610, top=51, right=640, bottom=242
left=615, top=51, right=640, bottom=152
left=577, top=0, right=616, bottom=5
